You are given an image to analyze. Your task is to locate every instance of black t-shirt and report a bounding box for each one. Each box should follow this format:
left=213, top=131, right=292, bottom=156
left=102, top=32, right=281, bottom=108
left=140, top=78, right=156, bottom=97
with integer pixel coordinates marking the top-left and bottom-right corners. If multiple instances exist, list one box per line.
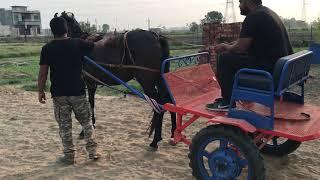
left=240, top=6, right=293, bottom=71
left=39, top=38, right=94, bottom=97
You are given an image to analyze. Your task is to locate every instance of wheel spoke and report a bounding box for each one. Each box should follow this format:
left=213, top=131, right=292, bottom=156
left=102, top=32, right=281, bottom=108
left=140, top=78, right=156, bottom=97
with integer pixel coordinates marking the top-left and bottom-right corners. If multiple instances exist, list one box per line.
left=200, top=150, right=211, bottom=159
left=239, top=159, right=248, bottom=168
left=220, top=140, right=228, bottom=149
left=272, top=137, right=278, bottom=146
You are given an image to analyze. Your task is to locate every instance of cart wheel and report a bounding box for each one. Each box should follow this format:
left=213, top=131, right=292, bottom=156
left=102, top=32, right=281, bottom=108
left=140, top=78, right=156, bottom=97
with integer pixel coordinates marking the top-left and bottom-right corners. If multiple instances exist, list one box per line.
left=189, top=125, right=265, bottom=180
left=260, top=137, right=301, bottom=157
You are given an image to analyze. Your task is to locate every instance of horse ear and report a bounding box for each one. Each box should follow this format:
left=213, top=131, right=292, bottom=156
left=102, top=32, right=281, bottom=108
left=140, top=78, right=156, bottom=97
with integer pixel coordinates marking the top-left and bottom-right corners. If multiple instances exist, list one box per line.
left=72, top=13, right=74, bottom=18
left=54, top=13, right=58, bottom=17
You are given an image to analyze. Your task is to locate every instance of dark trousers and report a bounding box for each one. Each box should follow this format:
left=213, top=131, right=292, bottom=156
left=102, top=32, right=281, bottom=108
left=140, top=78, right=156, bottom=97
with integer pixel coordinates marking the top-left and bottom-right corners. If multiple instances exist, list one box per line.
left=216, top=52, right=255, bottom=102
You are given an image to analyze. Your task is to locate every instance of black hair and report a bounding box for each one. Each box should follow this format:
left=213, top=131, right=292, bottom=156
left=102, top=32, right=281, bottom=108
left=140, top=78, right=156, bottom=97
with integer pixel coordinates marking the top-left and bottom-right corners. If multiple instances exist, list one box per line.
left=252, top=0, right=262, bottom=5
left=50, top=17, right=68, bottom=36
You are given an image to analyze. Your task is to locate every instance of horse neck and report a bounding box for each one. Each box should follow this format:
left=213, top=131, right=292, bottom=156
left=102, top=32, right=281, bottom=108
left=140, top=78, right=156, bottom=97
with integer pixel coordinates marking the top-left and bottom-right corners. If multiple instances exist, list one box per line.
left=83, top=33, right=104, bottom=43
left=91, top=33, right=125, bottom=65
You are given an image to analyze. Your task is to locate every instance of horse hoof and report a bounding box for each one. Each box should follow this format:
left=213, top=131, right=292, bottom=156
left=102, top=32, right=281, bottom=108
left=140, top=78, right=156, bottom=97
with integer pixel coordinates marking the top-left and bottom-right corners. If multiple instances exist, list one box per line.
left=78, top=133, right=84, bottom=140
left=148, top=143, right=158, bottom=152
left=147, top=146, right=158, bottom=152
left=168, top=138, right=177, bottom=146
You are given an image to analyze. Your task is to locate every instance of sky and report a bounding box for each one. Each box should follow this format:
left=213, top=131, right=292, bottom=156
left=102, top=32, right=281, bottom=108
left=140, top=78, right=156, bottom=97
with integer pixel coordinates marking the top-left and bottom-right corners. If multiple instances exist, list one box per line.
left=2, top=0, right=320, bottom=30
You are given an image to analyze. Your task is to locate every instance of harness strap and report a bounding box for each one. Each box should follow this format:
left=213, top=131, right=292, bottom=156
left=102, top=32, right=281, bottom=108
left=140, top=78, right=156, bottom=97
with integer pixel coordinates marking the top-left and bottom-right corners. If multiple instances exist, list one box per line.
left=83, top=71, right=163, bottom=113
left=121, top=31, right=136, bottom=66
left=83, top=70, right=133, bottom=95
left=143, top=94, right=164, bottom=114
left=94, top=62, right=160, bottom=73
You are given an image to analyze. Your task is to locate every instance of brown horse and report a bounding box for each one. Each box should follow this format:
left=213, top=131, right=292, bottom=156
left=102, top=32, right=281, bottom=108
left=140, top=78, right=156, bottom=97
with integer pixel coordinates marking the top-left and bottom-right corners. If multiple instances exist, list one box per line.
left=56, top=12, right=176, bottom=150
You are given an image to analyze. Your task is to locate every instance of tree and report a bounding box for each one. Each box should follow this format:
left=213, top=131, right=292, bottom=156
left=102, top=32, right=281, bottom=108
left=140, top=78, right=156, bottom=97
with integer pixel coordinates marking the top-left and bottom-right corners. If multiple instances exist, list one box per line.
left=90, top=24, right=97, bottom=33
left=311, top=18, right=320, bottom=41
left=79, top=21, right=97, bottom=33
left=201, top=11, right=223, bottom=25
left=102, top=24, right=110, bottom=33
left=189, top=22, right=200, bottom=33
left=281, top=17, right=309, bottom=30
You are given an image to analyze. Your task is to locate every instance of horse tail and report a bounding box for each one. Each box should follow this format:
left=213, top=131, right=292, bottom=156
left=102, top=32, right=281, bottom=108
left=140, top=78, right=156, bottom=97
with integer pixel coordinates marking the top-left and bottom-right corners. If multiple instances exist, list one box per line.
left=159, top=35, right=170, bottom=60
left=159, top=35, right=170, bottom=72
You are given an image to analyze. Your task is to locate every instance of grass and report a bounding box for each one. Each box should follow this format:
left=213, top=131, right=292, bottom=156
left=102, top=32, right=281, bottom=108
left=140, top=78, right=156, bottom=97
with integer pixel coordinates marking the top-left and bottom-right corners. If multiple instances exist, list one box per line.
left=0, top=42, right=316, bottom=97
left=0, top=43, right=43, bottom=59
left=294, top=47, right=308, bottom=53
left=0, top=56, right=47, bottom=91
left=0, top=43, right=202, bottom=94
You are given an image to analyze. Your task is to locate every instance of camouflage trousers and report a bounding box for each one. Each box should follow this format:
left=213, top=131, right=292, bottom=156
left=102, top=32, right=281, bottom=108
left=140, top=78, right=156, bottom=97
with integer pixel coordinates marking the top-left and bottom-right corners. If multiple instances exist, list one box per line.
left=53, top=95, right=97, bottom=157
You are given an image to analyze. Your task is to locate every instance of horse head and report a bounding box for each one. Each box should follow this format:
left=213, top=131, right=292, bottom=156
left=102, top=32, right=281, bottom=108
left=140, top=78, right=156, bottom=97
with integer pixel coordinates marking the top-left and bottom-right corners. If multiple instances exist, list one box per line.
left=54, top=11, right=84, bottom=38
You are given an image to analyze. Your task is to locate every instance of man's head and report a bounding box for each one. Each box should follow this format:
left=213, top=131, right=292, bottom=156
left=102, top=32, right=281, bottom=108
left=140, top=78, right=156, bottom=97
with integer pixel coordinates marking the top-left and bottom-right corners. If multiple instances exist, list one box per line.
left=239, top=0, right=262, bottom=15
left=50, top=17, right=68, bottom=37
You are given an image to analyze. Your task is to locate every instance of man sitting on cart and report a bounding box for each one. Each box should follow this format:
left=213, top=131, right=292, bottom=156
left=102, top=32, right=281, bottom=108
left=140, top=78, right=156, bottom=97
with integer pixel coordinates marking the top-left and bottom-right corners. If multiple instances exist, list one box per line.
left=206, top=0, right=293, bottom=111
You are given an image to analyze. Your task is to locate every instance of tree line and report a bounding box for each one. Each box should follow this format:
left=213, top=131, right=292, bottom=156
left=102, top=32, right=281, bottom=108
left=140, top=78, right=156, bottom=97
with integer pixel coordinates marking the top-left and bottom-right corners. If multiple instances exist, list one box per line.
left=79, top=10, right=320, bottom=42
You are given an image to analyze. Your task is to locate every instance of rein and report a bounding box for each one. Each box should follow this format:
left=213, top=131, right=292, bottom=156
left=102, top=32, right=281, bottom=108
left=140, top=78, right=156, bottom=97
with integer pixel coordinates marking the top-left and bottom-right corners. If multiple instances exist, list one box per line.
left=94, top=62, right=160, bottom=73
left=82, top=70, right=134, bottom=95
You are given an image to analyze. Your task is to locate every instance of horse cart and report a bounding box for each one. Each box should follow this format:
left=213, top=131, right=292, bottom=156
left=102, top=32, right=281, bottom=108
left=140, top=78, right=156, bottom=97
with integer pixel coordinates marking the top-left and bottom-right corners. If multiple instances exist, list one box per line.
left=160, top=51, right=320, bottom=179
left=85, top=50, right=320, bottom=179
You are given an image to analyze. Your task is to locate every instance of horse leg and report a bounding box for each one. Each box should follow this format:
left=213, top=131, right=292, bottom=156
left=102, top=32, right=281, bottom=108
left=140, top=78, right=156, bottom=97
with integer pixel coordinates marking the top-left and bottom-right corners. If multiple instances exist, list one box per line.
left=79, top=83, right=97, bottom=139
left=149, top=111, right=164, bottom=150
left=88, top=84, right=97, bottom=128
left=136, top=78, right=164, bottom=150
left=157, top=78, right=177, bottom=145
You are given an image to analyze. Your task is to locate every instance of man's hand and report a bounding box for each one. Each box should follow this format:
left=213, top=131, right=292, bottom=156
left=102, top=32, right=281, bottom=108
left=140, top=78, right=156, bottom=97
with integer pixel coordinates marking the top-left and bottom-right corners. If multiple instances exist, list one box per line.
left=214, top=43, right=230, bottom=53
left=38, top=65, right=48, bottom=104
left=38, top=91, right=46, bottom=104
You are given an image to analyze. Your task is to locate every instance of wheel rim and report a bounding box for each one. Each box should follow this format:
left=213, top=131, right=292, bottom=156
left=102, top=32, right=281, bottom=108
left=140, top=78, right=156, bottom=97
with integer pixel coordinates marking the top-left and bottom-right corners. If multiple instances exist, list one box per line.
left=265, top=137, right=287, bottom=147
left=197, top=137, right=251, bottom=180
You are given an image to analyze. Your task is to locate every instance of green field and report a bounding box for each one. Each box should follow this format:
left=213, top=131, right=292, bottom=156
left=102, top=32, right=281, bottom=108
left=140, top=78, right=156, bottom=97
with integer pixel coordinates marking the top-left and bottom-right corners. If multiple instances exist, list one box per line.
left=0, top=43, right=43, bottom=59
left=0, top=42, right=314, bottom=97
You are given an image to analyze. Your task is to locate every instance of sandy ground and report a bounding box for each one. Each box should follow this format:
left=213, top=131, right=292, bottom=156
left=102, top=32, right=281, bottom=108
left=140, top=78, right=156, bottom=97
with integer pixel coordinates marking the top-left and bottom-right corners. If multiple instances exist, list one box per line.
left=0, top=85, right=319, bottom=180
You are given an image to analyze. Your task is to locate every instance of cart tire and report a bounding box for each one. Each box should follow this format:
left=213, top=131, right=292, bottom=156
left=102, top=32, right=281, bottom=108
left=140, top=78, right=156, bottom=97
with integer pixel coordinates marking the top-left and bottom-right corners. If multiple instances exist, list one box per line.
left=260, top=138, right=301, bottom=157
left=189, top=125, right=265, bottom=180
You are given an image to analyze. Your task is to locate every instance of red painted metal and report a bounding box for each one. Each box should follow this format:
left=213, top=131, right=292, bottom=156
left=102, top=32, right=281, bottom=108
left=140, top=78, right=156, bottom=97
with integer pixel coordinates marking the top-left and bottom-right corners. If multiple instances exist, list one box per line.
left=163, top=64, right=320, bottom=145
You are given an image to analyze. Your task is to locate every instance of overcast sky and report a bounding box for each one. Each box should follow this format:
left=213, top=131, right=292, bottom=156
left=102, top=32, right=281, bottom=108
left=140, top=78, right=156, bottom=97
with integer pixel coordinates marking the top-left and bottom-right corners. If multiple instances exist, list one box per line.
left=2, top=0, right=320, bottom=30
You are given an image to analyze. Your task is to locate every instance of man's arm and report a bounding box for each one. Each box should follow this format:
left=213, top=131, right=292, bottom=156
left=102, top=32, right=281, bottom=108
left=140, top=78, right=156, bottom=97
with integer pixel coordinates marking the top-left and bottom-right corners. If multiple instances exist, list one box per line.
left=227, top=37, right=252, bottom=53
left=214, top=38, right=252, bottom=54
left=38, top=65, right=48, bottom=104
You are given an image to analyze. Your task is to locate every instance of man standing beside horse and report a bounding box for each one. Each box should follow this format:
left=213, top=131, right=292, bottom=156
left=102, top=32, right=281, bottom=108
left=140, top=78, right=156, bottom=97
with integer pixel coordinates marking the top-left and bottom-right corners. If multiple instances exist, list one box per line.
left=38, top=17, right=100, bottom=165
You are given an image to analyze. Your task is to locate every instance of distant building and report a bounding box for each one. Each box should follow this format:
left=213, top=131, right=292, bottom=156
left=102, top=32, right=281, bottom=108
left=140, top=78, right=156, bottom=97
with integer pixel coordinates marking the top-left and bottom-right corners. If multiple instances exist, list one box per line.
left=0, top=6, right=41, bottom=36
left=0, top=23, right=11, bottom=37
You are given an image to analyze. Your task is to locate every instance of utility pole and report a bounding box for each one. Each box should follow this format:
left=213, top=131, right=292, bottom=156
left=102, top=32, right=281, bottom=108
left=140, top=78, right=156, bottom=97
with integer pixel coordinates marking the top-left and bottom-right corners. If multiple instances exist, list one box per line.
left=302, top=0, right=307, bottom=22
left=147, top=18, right=151, bottom=30
left=95, top=18, right=98, bottom=31
left=24, top=24, right=27, bottom=43
left=114, top=17, right=118, bottom=31
left=224, top=0, right=236, bottom=23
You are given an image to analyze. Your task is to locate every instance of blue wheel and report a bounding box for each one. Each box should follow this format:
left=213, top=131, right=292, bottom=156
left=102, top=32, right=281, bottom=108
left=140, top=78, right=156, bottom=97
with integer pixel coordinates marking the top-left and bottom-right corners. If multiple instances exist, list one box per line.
left=189, top=125, right=265, bottom=180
